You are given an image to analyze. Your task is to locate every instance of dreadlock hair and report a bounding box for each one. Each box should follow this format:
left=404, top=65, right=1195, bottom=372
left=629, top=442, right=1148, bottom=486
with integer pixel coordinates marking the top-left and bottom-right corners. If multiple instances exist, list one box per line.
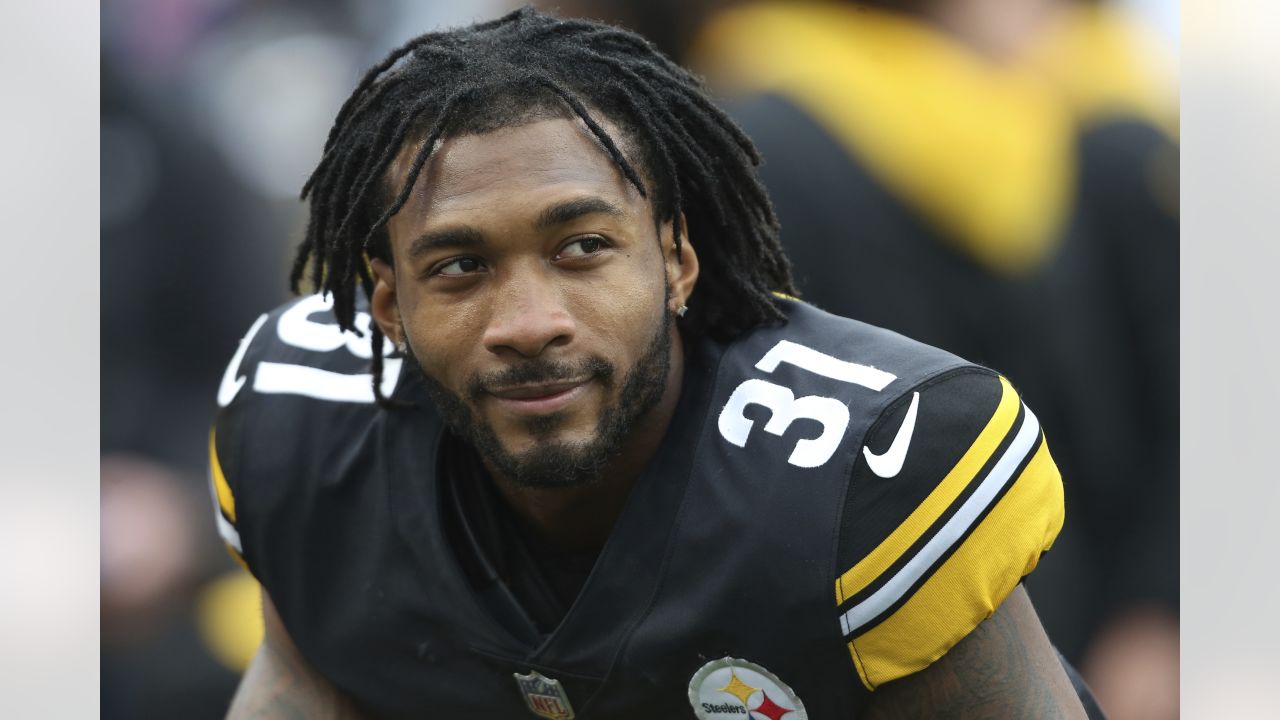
left=293, top=5, right=796, bottom=405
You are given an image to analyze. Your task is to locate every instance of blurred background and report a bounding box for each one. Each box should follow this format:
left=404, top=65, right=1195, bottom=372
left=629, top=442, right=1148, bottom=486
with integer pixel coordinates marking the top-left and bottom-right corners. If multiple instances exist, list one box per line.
left=99, top=1, right=1178, bottom=718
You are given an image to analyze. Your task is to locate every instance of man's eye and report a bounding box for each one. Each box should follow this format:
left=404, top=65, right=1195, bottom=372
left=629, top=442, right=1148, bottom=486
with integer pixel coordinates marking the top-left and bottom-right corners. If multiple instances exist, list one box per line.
left=559, top=236, right=607, bottom=258
left=433, top=257, right=485, bottom=276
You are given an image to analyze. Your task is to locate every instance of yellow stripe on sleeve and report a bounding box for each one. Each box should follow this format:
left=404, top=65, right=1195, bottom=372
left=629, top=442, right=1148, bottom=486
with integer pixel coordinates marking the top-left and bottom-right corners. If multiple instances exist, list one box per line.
left=835, top=376, right=1019, bottom=605
left=848, top=437, right=1065, bottom=689
left=209, top=427, right=237, bottom=523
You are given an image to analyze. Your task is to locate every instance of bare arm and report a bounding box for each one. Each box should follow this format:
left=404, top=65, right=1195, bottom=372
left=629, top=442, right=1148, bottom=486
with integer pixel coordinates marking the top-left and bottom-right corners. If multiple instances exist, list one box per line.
left=862, top=586, right=1087, bottom=720
left=226, top=591, right=369, bottom=720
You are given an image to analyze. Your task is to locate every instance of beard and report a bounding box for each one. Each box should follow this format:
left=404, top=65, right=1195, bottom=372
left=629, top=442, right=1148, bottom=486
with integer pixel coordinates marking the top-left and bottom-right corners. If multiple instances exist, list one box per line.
left=410, top=305, right=674, bottom=489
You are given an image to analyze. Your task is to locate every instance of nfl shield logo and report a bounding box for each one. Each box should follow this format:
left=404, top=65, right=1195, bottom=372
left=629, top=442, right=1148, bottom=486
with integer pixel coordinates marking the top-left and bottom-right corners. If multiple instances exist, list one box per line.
left=514, top=670, right=575, bottom=720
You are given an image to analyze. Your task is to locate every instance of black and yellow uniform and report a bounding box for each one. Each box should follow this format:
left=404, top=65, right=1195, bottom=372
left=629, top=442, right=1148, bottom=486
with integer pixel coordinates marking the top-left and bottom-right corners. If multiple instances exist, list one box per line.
left=694, top=1, right=1179, bottom=662
left=211, top=294, right=1064, bottom=718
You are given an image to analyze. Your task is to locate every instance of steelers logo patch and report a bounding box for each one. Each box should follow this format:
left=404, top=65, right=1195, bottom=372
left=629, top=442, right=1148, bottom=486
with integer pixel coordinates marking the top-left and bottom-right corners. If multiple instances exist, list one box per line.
left=688, top=657, right=807, bottom=720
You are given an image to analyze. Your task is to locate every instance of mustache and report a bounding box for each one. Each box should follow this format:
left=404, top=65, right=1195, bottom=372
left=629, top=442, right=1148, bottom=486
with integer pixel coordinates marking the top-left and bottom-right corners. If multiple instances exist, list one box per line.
left=466, top=356, right=615, bottom=401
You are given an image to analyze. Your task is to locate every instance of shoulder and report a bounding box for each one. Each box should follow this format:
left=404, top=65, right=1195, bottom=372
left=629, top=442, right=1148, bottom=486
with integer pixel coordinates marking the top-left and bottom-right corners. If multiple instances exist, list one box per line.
left=709, top=298, right=979, bottom=472
left=833, top=366, right=1064, bottom=691
left=208, top=293, right=412, bottom=568
left=216, top=293, right=404, bottom=407
left=699, top=301, right=1064, bottom=689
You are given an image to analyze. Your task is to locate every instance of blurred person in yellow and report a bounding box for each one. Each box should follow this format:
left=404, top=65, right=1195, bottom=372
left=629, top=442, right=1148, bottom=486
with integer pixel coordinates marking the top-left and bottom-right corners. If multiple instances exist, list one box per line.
left=207, top=6, right=1104, bottom=718
left=689, top=2, right=1178, bottom=719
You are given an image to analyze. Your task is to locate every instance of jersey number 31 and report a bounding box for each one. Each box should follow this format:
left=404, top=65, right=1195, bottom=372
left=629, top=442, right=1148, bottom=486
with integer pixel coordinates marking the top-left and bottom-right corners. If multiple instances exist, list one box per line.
left=717, top=341, right=895, bottom=468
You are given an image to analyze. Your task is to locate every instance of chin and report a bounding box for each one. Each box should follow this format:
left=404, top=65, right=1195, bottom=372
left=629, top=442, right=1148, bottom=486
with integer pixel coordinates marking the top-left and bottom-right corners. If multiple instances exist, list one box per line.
left=493, top=405, right=599, bottom=446
left=497, top=436, right=612, bottom=489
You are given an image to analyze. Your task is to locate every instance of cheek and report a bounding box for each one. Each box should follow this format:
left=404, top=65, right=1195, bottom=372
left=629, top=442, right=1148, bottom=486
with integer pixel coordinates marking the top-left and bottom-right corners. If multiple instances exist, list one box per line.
left=573, top=263, right=667, bottom=353
left=400, top=297, right=482, bottom=387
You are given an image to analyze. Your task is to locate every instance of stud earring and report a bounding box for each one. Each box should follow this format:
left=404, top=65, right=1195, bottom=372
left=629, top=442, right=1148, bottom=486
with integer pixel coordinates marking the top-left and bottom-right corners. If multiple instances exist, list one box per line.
left=396, top=339, right=408, bottom=354
left=676, top=304, right=688, bottom=318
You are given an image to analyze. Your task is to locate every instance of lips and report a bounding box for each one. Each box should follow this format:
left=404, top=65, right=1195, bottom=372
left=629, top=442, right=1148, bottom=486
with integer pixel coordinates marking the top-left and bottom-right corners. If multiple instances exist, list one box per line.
left=485, top=379, right=592, bottom=416
left=487, top=380, right=585, bottom=400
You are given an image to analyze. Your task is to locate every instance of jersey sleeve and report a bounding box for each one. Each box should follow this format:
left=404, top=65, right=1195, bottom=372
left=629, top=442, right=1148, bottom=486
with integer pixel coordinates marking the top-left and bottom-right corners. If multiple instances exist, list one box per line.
left=834, top=368, right=1064, bottom=691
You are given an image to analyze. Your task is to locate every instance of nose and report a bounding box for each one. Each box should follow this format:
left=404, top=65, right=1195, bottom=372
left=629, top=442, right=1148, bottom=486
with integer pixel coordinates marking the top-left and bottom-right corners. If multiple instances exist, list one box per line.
left=481, top=267, right=576, bottom=358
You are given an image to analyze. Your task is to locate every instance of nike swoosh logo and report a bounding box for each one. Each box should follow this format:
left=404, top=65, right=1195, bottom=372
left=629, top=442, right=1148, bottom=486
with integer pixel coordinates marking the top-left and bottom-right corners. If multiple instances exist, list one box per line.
left=862, top=391, right=920, bottom=479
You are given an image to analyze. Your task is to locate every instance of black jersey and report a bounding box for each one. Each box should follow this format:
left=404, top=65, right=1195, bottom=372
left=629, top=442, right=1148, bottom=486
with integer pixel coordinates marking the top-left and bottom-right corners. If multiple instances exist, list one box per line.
left=210, top=294, right=1063, bottom=719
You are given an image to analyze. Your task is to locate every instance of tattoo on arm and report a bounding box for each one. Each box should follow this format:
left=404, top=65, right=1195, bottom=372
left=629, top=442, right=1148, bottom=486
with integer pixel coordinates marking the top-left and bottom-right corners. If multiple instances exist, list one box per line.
left=862, top=586, right=1084, bottom=720
left=226, top=593, right=368, bottom=720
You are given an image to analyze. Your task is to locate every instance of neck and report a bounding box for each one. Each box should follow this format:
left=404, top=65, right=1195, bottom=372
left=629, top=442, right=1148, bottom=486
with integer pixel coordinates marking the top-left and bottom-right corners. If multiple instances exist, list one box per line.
left=487, top=329, right=686, bottom=553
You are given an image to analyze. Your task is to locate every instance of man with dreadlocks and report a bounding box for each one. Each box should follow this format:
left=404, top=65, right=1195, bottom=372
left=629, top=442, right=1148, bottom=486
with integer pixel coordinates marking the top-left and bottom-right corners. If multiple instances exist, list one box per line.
left=210, top=7, right=1087, bottom=719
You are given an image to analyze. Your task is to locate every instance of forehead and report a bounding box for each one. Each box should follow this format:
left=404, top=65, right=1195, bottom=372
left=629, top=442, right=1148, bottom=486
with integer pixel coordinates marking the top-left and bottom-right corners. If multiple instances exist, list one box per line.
left=385, top=117, right=645, bottom=240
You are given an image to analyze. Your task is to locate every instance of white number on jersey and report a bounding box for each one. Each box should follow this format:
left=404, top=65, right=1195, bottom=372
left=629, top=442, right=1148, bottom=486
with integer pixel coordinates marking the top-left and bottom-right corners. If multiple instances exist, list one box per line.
left=717, top=340, right=897, bottom=468
left=217, top=294, right=402, bottom=405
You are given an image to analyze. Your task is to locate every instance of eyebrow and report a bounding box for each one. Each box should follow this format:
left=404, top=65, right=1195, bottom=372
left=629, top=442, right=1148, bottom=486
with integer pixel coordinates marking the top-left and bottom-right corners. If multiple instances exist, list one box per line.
left=535, top=196, right=625, bottom=229
left=406, top=196, right=626, bottom=260
left=407, top=226, right=485, bottom=261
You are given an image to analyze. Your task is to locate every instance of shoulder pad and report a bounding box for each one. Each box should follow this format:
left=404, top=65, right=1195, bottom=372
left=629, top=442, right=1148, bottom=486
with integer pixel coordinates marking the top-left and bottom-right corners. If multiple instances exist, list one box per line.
left=712, top=298, right=972, bottom=472
left=207, top=293, right=407, bottom=570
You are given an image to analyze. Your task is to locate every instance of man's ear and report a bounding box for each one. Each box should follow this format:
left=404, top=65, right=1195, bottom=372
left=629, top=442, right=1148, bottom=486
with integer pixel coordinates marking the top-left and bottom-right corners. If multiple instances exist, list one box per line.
left=368, top=258, right=401, bottom=344
left=664, top=214, right=699, bottom=315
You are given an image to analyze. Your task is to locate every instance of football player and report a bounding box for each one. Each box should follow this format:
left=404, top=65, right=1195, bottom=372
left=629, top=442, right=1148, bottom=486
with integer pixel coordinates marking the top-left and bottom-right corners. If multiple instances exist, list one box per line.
left=211, top=8, right=1091, bottom=718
